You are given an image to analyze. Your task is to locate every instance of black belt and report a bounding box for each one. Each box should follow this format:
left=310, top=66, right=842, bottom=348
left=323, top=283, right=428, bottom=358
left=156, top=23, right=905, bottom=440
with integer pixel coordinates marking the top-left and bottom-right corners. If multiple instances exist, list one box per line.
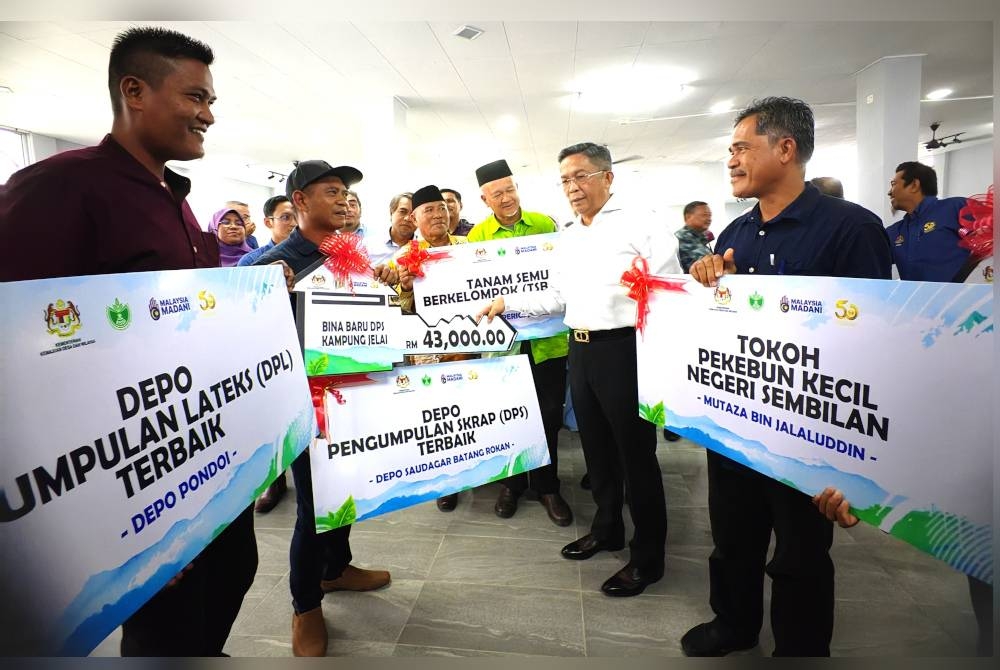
left=570, top=327, right=634, bottom=343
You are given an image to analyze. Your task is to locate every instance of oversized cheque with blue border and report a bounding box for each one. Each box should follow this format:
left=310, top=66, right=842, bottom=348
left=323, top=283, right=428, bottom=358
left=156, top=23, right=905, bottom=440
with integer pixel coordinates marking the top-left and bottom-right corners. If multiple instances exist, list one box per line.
left=636, top=274, right=993, bottom=583
left=0, top=266, right=316, bottom=655
left=310, top=356, right=549, bottom=530
left=413, top=232, right=567, bottom=340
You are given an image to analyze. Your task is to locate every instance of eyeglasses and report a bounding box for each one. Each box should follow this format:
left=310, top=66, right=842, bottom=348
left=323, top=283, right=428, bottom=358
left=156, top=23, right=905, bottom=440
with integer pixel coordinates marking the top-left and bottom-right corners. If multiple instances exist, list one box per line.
left=559, top=170, right=606, bottom=188
left=267, top=213, right=296, bottom=223
left=218, top=219, right=245, bottom=228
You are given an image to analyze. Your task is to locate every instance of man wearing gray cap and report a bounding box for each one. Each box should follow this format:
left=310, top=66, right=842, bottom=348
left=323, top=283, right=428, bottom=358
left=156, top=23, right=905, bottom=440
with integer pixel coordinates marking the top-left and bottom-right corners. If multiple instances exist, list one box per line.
left=462, top=159, right=572, bottom=526
left=254, top=160, right=396, bottom=656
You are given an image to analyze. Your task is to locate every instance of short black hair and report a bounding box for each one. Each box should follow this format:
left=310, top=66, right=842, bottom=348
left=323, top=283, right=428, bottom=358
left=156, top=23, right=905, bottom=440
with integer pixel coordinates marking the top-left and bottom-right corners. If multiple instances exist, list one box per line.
left=263, top=195, right=289, bottom=218
left=440, top=188, right=462, bottom=203
left=557, top=142, right=613, bottom=171
left=894, top=161, right=938, bottom=197
left=734, top=97, right=814, bottom=164
left=108, top=26, right=214, bottom=115
left=683, top=201, right=708, bottom=218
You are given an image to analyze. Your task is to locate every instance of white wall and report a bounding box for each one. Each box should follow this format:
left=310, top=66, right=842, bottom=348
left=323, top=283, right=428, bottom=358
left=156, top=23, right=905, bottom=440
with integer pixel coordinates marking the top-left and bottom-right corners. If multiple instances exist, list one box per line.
left=168, top=161, right=279, bottom=243
left=942, top=141, right=993, bottom=198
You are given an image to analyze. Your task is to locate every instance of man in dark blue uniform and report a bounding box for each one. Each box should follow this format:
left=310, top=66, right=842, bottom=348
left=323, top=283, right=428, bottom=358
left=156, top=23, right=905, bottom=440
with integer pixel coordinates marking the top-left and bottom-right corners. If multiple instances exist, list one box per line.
left=254, top=160, right=396, bottom=656
left=683, top=97, right=891, bottom=657
left=885, top=161, right=970, bottom=282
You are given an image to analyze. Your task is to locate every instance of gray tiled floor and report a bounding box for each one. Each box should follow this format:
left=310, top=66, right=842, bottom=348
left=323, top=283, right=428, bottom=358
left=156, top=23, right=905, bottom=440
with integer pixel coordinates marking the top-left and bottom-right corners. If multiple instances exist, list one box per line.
left=90, top=429, right=983, bottom=657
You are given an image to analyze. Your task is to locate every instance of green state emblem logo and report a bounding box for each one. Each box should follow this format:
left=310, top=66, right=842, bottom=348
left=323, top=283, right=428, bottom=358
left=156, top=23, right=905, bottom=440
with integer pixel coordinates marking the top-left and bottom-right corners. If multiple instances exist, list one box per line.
left=421, top=374, right=432, bottom=386
left=496, top=247, right=506, bottom=257
left=748, top=292, right=764, bottom=311
left=107, top=298, right=132, bottom=330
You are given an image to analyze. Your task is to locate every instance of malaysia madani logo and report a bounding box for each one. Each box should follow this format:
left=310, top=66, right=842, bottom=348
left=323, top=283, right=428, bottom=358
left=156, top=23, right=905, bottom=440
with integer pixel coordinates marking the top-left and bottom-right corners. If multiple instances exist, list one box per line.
left=779, top=296, right=790, bottom=313
left=148, top=297, right=161, bottom=320
left=45, top=299, right=81, bottom=337
left=713, top=286, right=731, bottom=305
left=106, top=298, right=131, bottom=330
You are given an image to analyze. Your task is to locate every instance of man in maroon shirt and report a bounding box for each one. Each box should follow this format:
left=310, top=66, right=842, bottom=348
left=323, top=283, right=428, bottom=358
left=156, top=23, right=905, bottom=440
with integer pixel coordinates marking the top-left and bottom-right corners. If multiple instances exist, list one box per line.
left=0, top=27, right=255, bottom=657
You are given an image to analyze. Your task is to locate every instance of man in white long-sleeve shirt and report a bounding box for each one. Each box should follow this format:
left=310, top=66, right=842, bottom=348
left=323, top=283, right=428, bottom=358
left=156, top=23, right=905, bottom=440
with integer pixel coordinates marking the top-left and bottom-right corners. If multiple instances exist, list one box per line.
left=480, top=142, right=682, bottom=596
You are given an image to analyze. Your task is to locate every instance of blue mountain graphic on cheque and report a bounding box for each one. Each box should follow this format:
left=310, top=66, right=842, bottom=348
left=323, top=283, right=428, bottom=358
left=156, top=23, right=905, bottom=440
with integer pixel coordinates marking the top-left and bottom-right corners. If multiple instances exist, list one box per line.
left=355, top=452, right=522, bottom=520
left=58, top=407, right=314, bottom=656
left=670, top=413, right=889, bottom=508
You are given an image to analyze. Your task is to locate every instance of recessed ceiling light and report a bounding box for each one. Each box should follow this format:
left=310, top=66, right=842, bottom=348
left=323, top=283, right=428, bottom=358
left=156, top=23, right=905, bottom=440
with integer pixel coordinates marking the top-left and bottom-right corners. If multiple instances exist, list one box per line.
left=925, top=88, right=953, bottom=100
left=453, top=25, right=484, bottom=40
left=495, top=114, right=519, bottom=134
left=570, top=65, right=694, bottom=114
left=710, top=100, right=733, bottom=114
left=0, top=85, right=12, bottom=94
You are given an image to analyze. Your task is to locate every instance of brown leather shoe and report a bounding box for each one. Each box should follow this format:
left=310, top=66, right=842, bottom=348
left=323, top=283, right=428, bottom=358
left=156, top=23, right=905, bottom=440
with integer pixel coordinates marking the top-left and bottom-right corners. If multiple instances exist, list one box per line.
left=254, top=473, right=287, bottom=514
left=292, top=606, right=327, bottom=656
left=436, top=493, right=458, bottom=511
left=494, top=485, right=519, bottom=518
left=539, top=492, right=573, bottom=526
left=320, top=564, right=391, bottom=593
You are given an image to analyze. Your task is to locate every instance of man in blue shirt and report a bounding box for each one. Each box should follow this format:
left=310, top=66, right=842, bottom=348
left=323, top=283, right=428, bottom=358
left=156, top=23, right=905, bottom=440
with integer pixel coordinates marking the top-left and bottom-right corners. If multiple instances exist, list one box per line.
left=238, top=195, right=296, bottom=268
left=255, top=160, right=397, bottom=656
left=685, top=97, right=891, bottom=657
left=885, top=161, right=970, bottom=282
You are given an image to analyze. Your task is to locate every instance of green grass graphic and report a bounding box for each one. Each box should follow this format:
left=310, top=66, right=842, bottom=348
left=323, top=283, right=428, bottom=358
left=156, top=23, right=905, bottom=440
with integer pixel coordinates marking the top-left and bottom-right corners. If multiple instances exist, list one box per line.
left=316, top=495, right=357, bottom=532
left=304, top=349, right=393, bottom=375
left=639, top=401, right=666, bottom=426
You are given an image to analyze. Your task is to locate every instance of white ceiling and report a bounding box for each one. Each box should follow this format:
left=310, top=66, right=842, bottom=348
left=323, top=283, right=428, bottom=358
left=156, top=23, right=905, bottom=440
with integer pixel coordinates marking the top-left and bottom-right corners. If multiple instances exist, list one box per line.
left=0, top=20, right=993, bottom=193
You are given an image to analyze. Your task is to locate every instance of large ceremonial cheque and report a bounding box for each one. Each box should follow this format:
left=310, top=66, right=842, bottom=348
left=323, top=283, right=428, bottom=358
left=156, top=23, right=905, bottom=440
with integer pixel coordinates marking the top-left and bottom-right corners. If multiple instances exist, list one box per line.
left=310, top=356, right=547, bottom=531
left=414, top=232, right=567, bottom=340
left=0, top=266, right=316, bottom=656
left=636, top=274, right=993, bottom=583
left=295, top=259, right=517, bottom=375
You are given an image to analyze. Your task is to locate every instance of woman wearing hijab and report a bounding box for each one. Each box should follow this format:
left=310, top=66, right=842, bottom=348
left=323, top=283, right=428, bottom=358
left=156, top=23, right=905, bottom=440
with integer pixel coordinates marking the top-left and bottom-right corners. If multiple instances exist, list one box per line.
left=209, top=207, right=254, bottom=267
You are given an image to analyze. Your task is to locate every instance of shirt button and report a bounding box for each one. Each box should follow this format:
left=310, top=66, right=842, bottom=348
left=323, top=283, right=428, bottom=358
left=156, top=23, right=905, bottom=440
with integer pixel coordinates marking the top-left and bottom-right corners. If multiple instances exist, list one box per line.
left=758, top=230, right=765, bottom=236
left=193, top=246, right=198, bottom=253
left=749, top=267, right=755, bottom=273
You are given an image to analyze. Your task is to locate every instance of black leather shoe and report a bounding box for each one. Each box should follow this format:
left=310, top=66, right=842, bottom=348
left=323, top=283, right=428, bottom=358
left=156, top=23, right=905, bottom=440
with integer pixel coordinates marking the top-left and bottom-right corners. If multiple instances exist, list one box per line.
left=254, top=474, right=287, bottom=514
left=580, top=473, right=591, bottom=490
left=600, top=563, right=663, bottom=597
left=681, top=620, right=758, bottom=656
left=561, top=533, right=624, bottom=560
left=436, top=493, right=458, bottom=512
left=539, top=492, right=573, bottom=526
left=494, top=486, right=519, bottom=518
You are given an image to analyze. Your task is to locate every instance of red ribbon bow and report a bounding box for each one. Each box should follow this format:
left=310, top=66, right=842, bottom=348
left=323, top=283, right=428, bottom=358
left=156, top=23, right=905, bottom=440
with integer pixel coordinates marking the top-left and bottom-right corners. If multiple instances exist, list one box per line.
left=318, top=233, right=371, bottom=290
left=957, top=186, right=994, bottom=262
left=308, top=374, right=372, bottom=438
left=620, top=256, right=687, bottom=336
left=396, top=240, right=452, bottom=278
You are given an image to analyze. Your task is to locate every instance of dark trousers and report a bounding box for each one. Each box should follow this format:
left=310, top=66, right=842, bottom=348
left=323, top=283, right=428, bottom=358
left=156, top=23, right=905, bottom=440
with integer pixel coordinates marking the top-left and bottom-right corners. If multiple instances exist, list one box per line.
left=968, top=575, right=994, bottom=656
left=706, top=450, right=834, bottom=656
left=120, top=504, right=257, bottom=656
left=568, top=329, right=666, bottom=574
left=290, top=449, right=352, bottom=613
left=502, top=343, right=566, bottom=496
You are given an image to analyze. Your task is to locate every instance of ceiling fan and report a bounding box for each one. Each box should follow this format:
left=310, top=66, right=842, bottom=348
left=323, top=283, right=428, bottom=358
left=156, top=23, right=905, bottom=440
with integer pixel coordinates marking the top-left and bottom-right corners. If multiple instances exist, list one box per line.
left=924, top=122, right=964, bottom=150
left=613, top=154, right=644, bottom=164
